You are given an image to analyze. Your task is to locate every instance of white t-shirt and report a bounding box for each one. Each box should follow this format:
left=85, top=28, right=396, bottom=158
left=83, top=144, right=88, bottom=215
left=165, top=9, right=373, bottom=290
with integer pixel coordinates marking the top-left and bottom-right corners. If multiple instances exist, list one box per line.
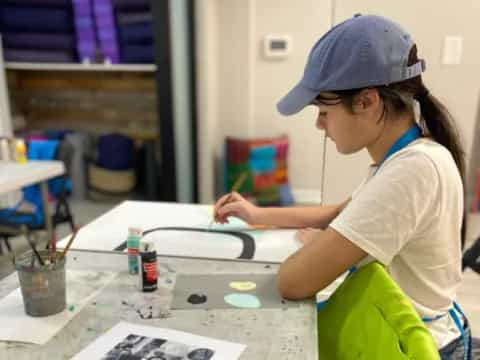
left=330, top=137, right=464, bottom=348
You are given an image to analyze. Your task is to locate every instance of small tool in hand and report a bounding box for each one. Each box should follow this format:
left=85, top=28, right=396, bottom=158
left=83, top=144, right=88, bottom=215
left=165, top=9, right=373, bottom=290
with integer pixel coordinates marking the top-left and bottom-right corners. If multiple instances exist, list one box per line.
left=210, top=172, right=248, bottom=228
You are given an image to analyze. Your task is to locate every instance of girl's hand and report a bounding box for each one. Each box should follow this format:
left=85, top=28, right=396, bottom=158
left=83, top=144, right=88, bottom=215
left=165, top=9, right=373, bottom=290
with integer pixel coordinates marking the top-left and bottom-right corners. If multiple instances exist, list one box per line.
left=295, top=228, right=323, bottom=246
left=213, top=192, right=259, bottom=225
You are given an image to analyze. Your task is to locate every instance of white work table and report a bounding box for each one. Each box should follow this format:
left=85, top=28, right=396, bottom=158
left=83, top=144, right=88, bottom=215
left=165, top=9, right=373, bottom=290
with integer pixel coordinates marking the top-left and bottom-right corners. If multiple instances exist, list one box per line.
left=0, top=160, right=65, bottom=241
left=0, top=250, right=319, bottom=360
left=0, top=161, right=64, bottom=195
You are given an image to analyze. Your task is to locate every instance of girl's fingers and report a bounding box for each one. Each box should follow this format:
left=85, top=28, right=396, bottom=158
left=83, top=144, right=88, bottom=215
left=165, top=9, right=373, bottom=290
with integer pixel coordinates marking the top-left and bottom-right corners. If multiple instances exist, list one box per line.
left=213, top=193, right=245, bottom=222
left=217, top=202, right=241, bottom=219
left=213, top=193, right=232, bottom=215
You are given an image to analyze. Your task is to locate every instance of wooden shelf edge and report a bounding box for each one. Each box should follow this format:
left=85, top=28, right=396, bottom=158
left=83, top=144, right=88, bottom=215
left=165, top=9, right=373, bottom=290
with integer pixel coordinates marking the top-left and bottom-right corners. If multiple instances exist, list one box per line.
left=5, top=62, right=156, bottom=72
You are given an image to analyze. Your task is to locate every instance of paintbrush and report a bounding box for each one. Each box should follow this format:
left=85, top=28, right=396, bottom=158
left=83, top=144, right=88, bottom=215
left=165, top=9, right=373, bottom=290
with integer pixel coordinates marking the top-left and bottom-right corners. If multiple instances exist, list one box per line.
left=49, top=233, right=57, bottom=263
left=59, top=228, right=79, bottom=261
left=26, top=232, right=45, bottom=267
left=210, top=172, right=248, bottom=228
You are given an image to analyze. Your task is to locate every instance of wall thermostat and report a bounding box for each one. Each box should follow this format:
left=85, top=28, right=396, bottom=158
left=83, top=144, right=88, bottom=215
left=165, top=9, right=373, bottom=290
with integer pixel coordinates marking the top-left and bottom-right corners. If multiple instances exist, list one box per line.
left=263, top=35, right=292, bottom=60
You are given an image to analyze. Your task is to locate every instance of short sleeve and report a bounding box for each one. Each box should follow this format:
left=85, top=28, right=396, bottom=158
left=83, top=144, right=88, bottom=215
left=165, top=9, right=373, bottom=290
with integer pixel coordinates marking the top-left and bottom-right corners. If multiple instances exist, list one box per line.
left=330, top=151, right=439, bottom=265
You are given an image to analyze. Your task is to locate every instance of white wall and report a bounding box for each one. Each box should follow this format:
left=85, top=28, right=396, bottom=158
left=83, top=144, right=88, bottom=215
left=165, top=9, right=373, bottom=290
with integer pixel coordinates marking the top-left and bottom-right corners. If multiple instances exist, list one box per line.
left=195, top=1, right=219, bottom=203
left=196, top=1, right=480, bottom=205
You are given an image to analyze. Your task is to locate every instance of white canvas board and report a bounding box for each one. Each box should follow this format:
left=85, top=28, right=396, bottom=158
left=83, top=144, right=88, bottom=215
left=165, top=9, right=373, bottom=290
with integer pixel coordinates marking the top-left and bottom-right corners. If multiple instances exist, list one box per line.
left=0, top=270, right=117, bottom=344
left=72, top=321, right=246, bottom=360
left=57, top=201, right=302, bottom=263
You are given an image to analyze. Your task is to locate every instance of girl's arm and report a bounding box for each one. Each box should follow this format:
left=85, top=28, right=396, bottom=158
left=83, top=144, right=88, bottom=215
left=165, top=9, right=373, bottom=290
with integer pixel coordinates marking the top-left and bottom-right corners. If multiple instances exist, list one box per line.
left=278, top=227, right=367, bottom=299
left=214, top=191, right=350, bottom=228
left=254, top=199, right=350, bottom=228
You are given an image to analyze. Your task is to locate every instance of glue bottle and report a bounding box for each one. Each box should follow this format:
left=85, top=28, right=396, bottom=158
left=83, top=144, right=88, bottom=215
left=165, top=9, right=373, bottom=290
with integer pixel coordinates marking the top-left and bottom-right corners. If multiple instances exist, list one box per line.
left=127, top=227, right=142, bottom=274
left=138, top=238, right=158, bottom=292
left=14, top=139, right=27, bottom=163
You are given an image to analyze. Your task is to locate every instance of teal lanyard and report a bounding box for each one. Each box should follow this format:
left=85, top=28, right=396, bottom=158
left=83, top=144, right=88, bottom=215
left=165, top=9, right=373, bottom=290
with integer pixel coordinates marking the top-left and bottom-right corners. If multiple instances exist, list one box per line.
left=374, top=124, right=422, bottom=174
left=423, top=303, right=470, bottom=360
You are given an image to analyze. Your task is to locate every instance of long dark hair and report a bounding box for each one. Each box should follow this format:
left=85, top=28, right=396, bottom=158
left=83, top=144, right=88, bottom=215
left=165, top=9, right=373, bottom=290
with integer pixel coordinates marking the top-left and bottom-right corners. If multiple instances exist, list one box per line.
left=332, top=45, right=467, bottom=247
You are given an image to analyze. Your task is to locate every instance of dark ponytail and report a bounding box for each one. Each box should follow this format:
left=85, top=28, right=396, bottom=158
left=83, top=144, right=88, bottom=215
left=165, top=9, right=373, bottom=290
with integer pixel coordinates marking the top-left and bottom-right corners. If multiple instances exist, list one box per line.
left=415, top=84, right=465, bottom=183
left=414, top=78, right=466, bottom=249
left=412, top=65, right=467, bottom=249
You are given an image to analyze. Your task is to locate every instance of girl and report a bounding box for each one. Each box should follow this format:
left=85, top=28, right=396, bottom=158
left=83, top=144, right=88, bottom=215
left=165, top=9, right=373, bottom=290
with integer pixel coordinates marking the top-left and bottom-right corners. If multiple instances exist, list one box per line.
left=213, top=14, right=471, bottom=359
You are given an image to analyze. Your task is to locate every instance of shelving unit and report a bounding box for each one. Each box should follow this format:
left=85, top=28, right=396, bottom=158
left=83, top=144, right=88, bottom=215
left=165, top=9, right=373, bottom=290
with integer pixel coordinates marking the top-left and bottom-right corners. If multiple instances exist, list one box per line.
left=5, top=62, right=156, bottom=72
left=1, top=0, right=197, bottom=203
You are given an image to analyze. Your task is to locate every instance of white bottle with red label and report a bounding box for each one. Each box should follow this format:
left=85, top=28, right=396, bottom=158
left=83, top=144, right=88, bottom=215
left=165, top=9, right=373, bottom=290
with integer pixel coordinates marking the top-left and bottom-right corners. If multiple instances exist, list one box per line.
left=138, top=238, right=158, bottom=292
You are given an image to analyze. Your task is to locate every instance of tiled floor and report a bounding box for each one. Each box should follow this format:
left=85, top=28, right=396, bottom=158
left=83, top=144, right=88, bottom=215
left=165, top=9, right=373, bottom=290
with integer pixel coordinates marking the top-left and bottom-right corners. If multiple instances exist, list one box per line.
left=1, top=200, right=479, bottom=340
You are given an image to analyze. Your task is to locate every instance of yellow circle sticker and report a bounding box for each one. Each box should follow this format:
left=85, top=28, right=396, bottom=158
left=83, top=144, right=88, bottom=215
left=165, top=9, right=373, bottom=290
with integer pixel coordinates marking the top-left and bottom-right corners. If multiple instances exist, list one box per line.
left=229, top=281, right=257, bottom=291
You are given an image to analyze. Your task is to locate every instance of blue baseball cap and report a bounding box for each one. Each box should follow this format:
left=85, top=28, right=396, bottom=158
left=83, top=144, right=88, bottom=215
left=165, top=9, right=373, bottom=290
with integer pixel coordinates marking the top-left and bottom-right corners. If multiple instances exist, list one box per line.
left=277, top=14, right=426, bottom=116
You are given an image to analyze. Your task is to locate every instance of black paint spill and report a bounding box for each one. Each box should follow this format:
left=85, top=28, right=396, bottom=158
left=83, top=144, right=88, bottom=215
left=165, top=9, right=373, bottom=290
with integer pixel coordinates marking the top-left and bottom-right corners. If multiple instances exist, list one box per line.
left=136, top=309, right=153, bottom=319
left=187, top=293, right=207, bottom=305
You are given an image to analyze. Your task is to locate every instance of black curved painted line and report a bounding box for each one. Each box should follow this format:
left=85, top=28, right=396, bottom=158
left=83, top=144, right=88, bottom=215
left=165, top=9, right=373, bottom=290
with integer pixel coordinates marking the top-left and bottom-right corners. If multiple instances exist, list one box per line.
left=114, top=227, right=256, bottom=260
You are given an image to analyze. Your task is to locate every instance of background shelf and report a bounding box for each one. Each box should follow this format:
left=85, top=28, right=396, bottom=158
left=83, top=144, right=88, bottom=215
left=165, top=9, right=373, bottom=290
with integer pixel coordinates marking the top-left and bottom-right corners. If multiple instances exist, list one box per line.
left=5, top=62, right=156, bottom=72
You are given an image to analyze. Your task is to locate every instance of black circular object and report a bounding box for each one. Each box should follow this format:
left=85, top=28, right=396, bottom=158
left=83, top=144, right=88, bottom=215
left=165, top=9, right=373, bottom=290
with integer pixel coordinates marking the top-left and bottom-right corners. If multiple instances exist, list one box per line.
left=187, top=293, right=207, bottom=305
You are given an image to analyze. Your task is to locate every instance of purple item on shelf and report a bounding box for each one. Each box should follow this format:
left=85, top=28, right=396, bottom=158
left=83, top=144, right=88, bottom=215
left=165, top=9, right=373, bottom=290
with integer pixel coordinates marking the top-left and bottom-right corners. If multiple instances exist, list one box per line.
left=93, top=0, right=120, bottom=64
left=4, top=48, right=75, bottom=63
left=75, top=16, right=94, bottom=28
left=116, top=11, right=152, bottom=26
left=2, top=32, right=75, bottom=51
left=102, top=47, right=120, bottom=63
left=0, top=6, right=73, bottom=33
left=95, top=15, right=115, bottom=28
left=76, top=29, right=95, bottom=42
left=120, top=44, right=153, bottom=64
left=99, top=40, right=120, bottom=63
left=92, top=3, right=112, bottom=15
left=73, top=0, right=96, bottom=62
left=118, top=22, right=153, bottom=45
left=78, top=42, right=96, bottom=53
left=97, top=29, right=116, bottom=42
left=112, top=0, right=151, bottom=10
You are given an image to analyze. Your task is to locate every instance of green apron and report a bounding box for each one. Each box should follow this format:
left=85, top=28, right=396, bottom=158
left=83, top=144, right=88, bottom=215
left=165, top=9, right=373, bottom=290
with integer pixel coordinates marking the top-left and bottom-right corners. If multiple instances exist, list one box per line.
left=317, top=262, right=440, bottom=359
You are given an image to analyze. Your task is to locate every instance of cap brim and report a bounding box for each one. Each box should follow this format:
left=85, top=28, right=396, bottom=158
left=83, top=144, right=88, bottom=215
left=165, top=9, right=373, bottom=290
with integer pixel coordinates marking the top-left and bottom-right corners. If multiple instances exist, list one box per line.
left=277, top=82, right=319, bottom=116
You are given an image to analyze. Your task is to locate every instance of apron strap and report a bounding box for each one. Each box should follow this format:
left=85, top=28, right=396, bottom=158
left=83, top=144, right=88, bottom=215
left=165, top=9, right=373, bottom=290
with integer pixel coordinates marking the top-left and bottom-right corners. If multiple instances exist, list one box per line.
left=423, top=302, right=470, bottom=360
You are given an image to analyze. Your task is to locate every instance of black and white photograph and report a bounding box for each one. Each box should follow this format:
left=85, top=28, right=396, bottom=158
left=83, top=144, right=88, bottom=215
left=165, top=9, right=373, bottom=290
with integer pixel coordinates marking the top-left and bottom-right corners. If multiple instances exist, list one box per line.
left=72, top=322, right=245, bottom=360
left=102, top=333, right=215, bottom=360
